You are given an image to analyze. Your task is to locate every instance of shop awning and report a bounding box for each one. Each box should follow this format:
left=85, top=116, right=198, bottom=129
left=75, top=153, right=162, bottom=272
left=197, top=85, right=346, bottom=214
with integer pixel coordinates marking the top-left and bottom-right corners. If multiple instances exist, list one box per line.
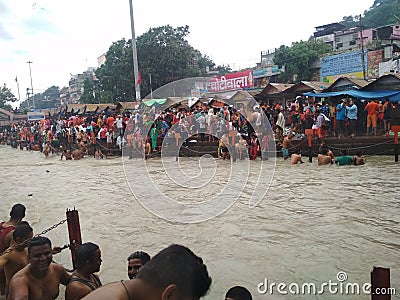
left=304, top=90, right=400, bottom=102
left=142, top=99, right=167, bottom=107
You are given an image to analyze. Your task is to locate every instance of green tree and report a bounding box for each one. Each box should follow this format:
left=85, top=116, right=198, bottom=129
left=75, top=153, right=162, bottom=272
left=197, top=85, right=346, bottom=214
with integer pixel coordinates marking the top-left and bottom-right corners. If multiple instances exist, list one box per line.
left=363, top=0, right=400, bottom=28
left=273, top=39, right=332, bottom=83
left=80, top=78, right=96, bottom=104
left=340, top=15, right=359, bottom=29
left=0, top=84, right=17, bottom=110
left=27, top=86, right=60, bottom=109
left=137, top=25, right=199, bottom=98
left=96, top=39, right=134, bottom=103
left=96, top=25, right=228, bottom=102
left=339, top=0, right=400, bottom=29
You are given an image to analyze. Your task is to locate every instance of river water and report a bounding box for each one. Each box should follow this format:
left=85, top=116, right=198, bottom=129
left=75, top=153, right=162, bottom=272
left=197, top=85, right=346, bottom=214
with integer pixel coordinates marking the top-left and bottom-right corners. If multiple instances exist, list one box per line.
left=1, top=145, right=399, bottom=299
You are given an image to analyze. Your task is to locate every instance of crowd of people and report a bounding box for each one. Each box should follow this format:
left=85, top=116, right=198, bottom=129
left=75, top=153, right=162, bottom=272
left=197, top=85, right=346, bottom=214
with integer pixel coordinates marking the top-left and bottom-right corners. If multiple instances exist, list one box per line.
left=1, top=96, right=400, bottom=162
left=285, top=96, right=400, bottom=139
left=280, top=133, right=366, bottom=166
left=0, top=204, right=253, bottom=300
left=0, top=103, right=273, bottom=161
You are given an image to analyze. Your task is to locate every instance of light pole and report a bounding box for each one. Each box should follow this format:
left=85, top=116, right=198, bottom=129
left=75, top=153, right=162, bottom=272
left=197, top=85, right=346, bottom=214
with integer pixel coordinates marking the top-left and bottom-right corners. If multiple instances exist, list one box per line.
left=359, top=15, right=366, bottom=80
left=128, top=0, right=141, bottom=102
left=26, top=88, right=30, bottom=108
left=27, top=61, right=35, bottom=109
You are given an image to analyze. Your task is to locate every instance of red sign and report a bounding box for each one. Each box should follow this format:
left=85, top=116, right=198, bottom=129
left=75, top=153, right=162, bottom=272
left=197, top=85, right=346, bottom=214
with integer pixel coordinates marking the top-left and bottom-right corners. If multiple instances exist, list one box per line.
left=210, top=70, right=254, bottom=92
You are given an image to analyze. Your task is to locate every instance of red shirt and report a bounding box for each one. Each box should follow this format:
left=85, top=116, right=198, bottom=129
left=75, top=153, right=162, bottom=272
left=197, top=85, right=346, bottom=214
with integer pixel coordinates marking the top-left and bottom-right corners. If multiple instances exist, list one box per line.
left=0, top=222, right=14, bottom=252
left=100, top=127, right=108, bottom=139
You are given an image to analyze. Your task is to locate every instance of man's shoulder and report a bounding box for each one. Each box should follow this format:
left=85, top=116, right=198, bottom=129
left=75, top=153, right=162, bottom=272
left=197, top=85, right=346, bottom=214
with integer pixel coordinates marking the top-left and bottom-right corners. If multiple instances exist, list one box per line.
left=10, top=264, right=30, bottom=279
left=49, top=262, right=67, bottom=272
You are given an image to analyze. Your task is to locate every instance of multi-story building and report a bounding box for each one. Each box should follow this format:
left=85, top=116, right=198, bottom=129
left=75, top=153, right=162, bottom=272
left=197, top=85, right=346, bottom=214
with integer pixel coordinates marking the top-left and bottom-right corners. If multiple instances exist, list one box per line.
left=333, top=27, right=376, bottom=52
left=67, top=68, right=96, bottom=104
left=314, top=22, right=346, bottom=48
left=252, top=50, right=283, bottom=87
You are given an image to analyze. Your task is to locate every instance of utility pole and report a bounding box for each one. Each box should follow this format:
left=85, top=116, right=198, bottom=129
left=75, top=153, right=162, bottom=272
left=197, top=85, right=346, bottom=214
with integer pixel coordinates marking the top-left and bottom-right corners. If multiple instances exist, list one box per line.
left=15, top=76, right=21, bottom=103
left=359, top=14, right=367, bottom=80
left=27, top=61, right=35, bottom=109
left=26, top=88, right=30, bottom=108
left=128, top=0, right=141, bottom=102
left=149, top=73, right=153, bottom=100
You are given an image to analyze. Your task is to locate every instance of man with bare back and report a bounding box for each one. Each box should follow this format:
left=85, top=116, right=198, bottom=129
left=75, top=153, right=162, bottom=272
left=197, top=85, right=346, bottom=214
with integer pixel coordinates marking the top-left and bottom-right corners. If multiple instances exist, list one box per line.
left=72, top=143, right=88, bottom=160
left=318, top=147, right=334, bottom=166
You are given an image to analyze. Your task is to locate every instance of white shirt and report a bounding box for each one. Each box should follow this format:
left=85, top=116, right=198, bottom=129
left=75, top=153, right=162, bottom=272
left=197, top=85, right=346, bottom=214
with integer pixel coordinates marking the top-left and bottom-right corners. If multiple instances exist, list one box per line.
left=116, top=118, right=123, bottom=128
left=116, top=136, right=126, bottom=149
left=276, top=112, right=285, bottom=129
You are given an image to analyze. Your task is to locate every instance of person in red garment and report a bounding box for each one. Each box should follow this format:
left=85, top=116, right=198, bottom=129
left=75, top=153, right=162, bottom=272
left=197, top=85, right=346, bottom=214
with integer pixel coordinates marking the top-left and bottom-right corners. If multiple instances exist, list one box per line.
left=0, top=204, right=26, bottom=296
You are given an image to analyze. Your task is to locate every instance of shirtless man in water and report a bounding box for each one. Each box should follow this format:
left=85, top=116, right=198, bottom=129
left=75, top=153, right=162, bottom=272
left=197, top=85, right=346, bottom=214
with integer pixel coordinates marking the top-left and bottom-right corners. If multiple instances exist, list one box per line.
left=0, top=223, right=33, bottom=297
left=61, top=149, right=73, bottom=160
left=290, top=148, right=304, bottom=165
left=94, top=149, right=106, bottom=159
left=220, top=133, right=231, bottom=160
left=127, top=251, right=150, bottom=280
left=42, top=143, right=52, bottom=157
left=353, top=151, right=366, bottom=165
left=318, top=147, right=334, bottom=165
left=144, top=140, right=151, bottom=159
left=82, top=244, right=211, bottom=300
left=65, top=242, right=102, bottom=300
left=281, top=133, right=293, bottom=160
left=7, top=236, right=71, bottom=300
left=72, top=148, right=85, bottom=160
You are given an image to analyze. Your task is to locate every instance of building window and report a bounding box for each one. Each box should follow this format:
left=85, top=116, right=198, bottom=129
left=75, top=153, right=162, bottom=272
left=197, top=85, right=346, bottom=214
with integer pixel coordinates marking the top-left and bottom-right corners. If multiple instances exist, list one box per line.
left=336, top=42, right=343, bottom=49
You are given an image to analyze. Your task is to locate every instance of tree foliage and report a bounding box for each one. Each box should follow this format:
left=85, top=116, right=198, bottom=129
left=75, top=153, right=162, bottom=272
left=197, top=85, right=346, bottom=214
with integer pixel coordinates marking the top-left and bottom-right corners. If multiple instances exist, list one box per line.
left=80, top=78, right=95, bottom=104
left=0, top=84, right=17, bottom=110
left=95, top=25, right=228, bottom=102
left=364, top=0, right=400, bottom=28
left=273, top=40, right=332, bottom=83
left=340, top=0, right=400, bottom=29
left=22, top=86, right=60, bottom=109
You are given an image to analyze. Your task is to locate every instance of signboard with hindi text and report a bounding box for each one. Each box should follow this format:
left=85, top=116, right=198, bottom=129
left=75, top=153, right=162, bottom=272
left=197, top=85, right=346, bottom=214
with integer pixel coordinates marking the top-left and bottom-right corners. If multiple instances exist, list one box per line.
left=320, top=50, right=368, bottom=83
left=210, top=70, right=254, bottom=92
left=27, top=111, right=45, bottom=121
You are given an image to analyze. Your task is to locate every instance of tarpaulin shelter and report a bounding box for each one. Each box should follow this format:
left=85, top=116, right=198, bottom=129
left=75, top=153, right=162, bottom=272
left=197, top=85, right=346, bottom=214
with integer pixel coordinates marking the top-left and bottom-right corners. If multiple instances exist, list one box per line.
left=304, top=90, right=400, bottom=102
left=142, top=99, right=167, bottom=107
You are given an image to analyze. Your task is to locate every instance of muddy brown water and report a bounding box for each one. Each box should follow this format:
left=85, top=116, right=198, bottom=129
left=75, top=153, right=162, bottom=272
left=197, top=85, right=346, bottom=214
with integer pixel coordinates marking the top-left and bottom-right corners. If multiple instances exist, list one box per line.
left=1, top=145, right=399, bottom=299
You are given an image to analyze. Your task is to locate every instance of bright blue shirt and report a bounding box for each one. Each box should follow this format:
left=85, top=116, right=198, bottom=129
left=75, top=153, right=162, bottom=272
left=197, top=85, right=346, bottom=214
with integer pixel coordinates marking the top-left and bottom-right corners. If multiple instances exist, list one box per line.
left=336, top=103, right=346, bottom=121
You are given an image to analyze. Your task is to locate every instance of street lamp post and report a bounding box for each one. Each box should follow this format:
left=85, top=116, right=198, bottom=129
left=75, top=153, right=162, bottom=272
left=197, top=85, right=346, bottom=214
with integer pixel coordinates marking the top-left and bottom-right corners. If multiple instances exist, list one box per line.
left=26, top=88, right=30, bottom=108
left=27, top=61, right=35, bottom=109
left=128, top=0, right=141, bottom=102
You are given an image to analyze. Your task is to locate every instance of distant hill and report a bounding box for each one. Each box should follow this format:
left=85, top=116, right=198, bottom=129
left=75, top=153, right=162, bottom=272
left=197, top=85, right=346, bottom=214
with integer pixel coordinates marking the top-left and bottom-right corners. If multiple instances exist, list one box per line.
left=340, top=0, right=400, bottom=29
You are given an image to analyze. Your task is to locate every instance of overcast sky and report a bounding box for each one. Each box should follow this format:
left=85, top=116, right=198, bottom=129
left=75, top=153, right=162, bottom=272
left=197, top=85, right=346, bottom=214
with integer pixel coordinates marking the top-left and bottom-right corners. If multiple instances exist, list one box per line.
left=1, top=0, right=375, bottom=103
